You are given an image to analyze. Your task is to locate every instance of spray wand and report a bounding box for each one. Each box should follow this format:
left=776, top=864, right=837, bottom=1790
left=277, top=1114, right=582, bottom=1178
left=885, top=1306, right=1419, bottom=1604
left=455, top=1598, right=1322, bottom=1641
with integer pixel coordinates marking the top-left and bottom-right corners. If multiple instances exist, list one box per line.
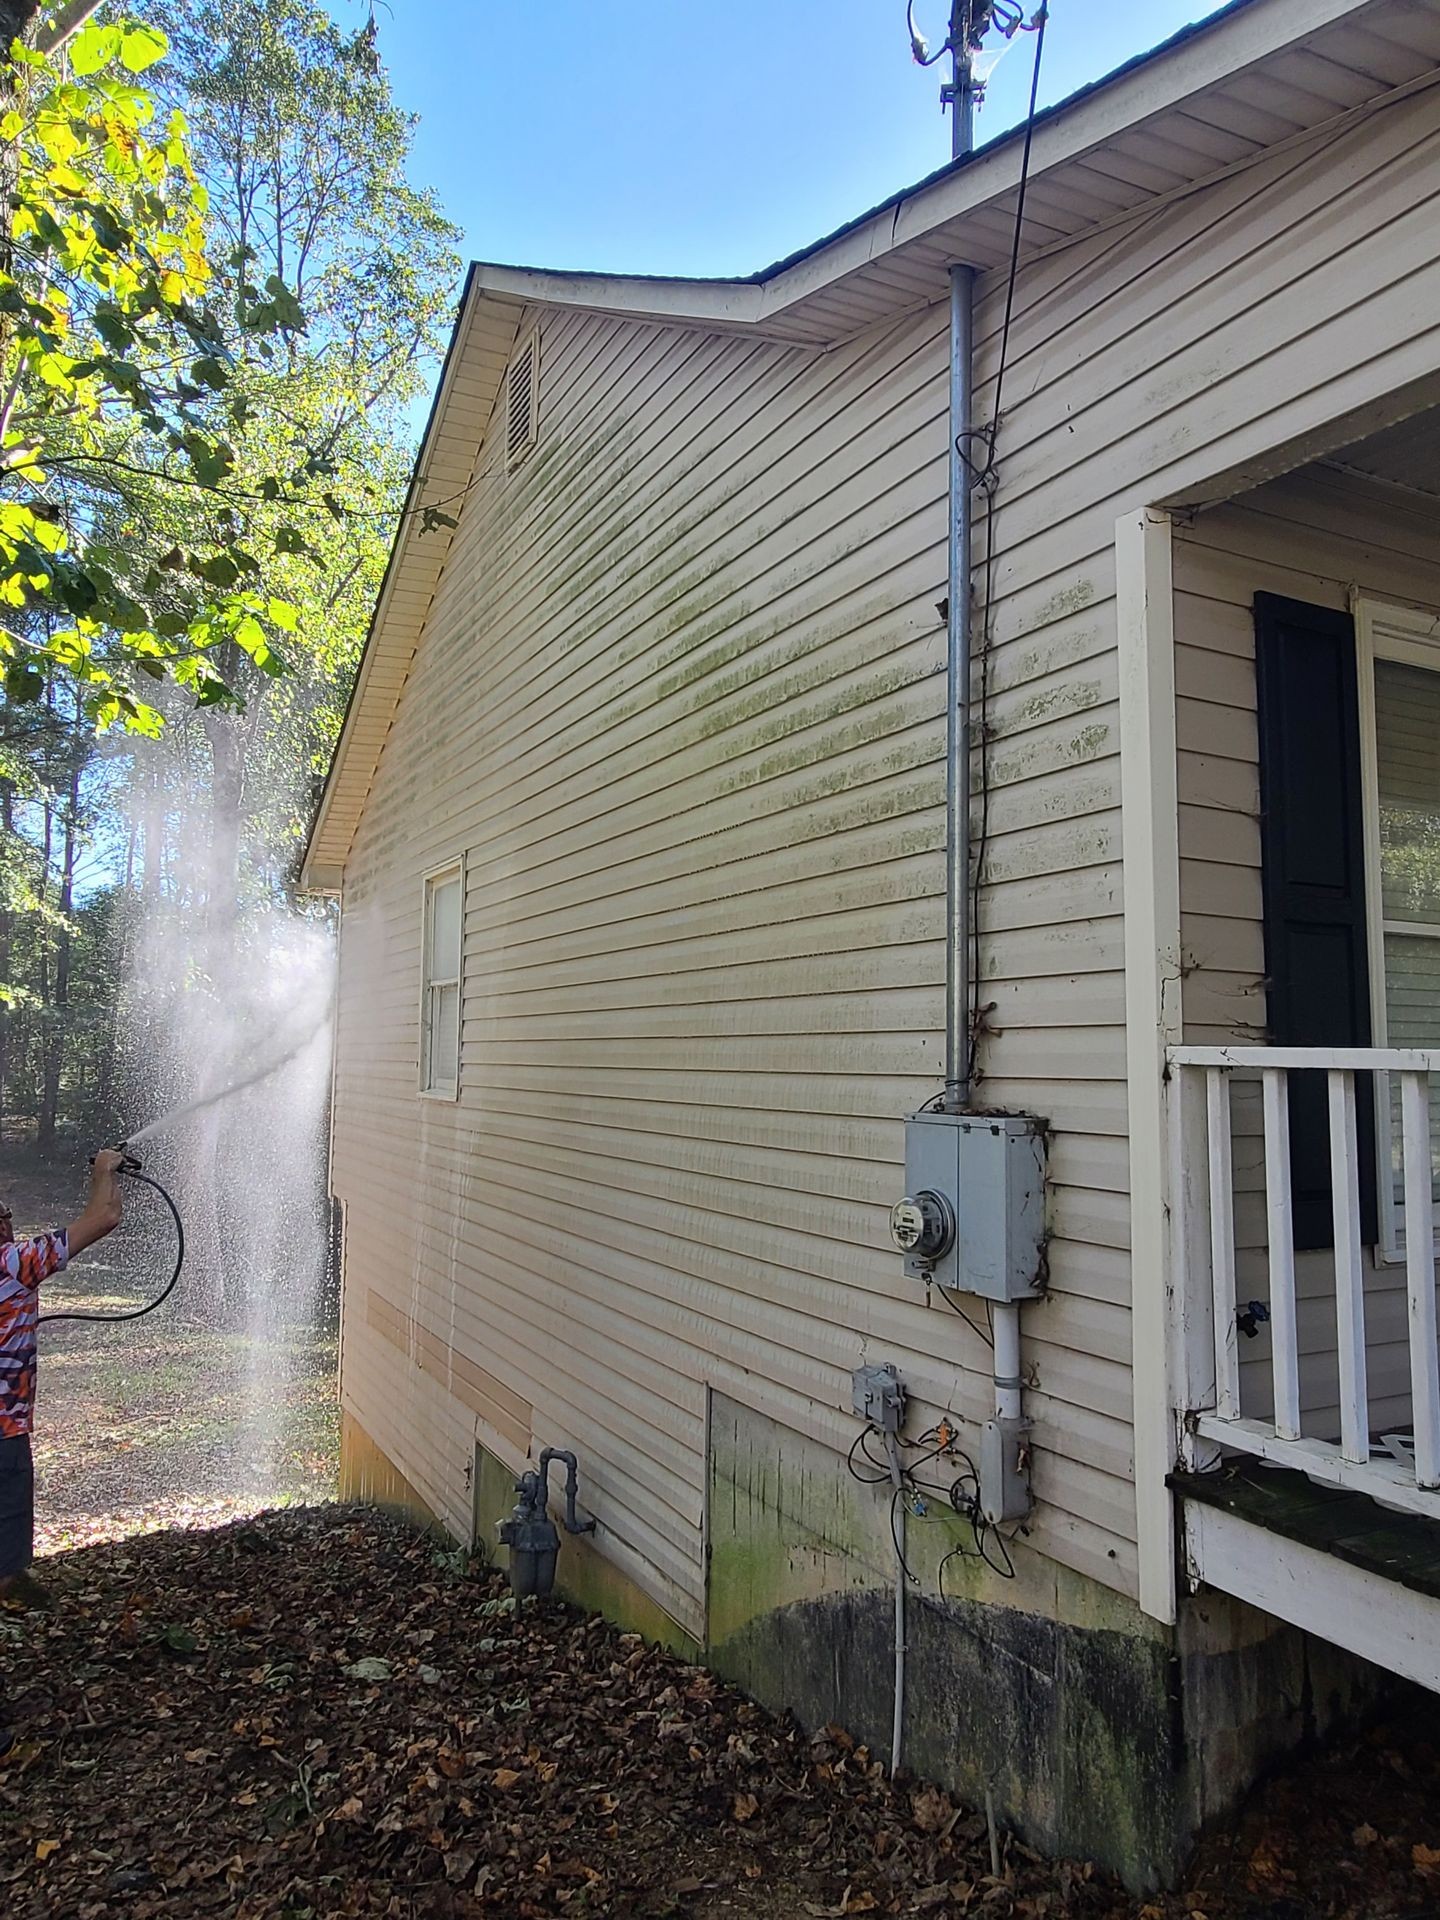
left=37, top=1148, right=186, bottom=1328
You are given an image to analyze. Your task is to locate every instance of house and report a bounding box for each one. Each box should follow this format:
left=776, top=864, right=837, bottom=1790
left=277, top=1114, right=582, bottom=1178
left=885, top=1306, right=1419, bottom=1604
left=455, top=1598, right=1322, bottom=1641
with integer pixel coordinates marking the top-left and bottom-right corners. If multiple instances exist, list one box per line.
left=301, top=0, right=1440, bottom=1887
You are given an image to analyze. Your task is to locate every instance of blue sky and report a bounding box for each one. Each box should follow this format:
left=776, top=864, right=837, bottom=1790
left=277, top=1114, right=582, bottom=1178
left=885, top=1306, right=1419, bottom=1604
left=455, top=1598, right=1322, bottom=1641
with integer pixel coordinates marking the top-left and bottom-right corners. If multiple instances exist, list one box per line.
left=331, top=0, right=1231, bottom=283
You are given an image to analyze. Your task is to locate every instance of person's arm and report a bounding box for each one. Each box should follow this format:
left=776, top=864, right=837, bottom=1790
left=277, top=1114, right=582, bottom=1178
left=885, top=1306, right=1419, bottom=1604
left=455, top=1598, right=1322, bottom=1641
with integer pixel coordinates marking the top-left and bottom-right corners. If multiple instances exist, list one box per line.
left=65, top=1149, right=125, bottom=1258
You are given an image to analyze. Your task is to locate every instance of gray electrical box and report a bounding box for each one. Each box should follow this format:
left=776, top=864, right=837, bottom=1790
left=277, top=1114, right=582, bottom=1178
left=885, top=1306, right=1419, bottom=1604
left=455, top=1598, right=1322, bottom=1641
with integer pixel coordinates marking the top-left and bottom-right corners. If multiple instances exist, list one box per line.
left=891, top=1111, right=1046, bottom=1302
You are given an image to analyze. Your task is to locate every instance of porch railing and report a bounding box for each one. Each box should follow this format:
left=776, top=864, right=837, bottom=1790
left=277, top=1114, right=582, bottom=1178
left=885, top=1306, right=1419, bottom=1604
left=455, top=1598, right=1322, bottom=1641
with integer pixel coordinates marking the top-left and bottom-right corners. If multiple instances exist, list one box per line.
left=1167, top=1045, right=1440, bottom=1517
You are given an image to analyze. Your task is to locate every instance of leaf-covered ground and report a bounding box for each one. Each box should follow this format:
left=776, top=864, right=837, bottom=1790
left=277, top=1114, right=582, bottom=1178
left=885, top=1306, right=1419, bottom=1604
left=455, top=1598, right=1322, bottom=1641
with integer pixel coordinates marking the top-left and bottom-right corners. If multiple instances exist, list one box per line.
left=10, top=1168, right=1440, bottom=1918
left=2, top=1507, right=1440, bottom=1920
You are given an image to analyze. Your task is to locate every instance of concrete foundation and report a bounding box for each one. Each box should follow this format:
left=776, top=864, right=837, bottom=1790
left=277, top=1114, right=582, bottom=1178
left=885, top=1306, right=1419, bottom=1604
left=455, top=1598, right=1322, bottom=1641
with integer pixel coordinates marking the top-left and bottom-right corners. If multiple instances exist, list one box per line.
left=706, top=1393, right=1388, bottom=1891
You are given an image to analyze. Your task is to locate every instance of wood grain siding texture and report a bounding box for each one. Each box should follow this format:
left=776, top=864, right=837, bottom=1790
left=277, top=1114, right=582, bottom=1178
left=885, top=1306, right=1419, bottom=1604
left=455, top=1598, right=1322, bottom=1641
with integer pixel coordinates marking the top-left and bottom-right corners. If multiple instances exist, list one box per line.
left=1175, top=469, right=1440, bottom=1438
left=331, top=87, right=1440, bottom=1628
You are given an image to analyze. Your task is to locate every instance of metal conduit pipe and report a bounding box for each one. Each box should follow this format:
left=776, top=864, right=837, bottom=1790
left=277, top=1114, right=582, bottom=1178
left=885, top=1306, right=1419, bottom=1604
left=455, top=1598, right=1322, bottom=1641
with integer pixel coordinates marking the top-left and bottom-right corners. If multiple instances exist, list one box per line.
left=943, top=257, right=975, bottom=1116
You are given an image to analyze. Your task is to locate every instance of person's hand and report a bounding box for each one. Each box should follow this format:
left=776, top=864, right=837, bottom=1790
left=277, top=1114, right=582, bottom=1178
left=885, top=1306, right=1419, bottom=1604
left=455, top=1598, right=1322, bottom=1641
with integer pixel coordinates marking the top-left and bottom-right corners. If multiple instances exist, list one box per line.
left=69, top=1149, right=125, bottom=1255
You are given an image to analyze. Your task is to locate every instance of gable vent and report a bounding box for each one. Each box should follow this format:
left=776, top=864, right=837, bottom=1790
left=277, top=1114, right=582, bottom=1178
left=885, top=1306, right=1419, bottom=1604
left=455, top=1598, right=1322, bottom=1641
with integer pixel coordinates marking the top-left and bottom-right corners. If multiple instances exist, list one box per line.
left=505, top=330, right=540, bottom=471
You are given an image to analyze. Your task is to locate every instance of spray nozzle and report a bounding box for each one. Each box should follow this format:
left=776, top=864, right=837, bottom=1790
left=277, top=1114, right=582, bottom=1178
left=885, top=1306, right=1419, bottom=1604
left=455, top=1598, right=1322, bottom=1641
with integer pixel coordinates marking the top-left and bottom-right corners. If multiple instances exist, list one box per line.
left=90, top=1144, right=143, bottom=1175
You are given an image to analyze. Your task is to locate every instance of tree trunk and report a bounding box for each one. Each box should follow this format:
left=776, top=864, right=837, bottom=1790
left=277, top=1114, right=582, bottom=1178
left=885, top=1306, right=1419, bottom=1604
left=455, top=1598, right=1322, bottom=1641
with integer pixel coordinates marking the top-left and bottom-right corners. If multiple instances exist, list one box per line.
left=37, top=755, right=79, bottom=1154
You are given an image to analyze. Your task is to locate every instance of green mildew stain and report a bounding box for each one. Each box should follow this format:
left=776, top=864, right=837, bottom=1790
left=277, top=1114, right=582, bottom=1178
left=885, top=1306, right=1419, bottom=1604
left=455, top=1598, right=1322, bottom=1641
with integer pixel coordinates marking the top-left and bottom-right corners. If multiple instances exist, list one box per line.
left=1031, top=578, right=1098, bottom=628
left=1003, top=677, right=1104, bottom=730
left=987, top=719, right=1111, bottom=787
left=999, top=622, right=1107, bottom=695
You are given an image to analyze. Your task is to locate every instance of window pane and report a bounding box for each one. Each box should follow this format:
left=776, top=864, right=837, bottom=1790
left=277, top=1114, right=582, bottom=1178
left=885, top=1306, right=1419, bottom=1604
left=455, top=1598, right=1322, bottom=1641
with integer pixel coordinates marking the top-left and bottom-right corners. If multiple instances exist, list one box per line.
left=1376, top=658, right=1440, bottom=924
left=432, top=981, right=460, bottom=1089
left=1383, top=931, right=1440, bottom=1209
left=429, top=874, right=462, bottom=978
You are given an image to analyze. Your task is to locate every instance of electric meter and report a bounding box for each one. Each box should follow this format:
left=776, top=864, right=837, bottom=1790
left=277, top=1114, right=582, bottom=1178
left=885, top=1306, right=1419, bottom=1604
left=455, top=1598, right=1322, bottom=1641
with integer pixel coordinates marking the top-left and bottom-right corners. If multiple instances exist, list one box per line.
left=889, top=1190, right=955, bottom=1265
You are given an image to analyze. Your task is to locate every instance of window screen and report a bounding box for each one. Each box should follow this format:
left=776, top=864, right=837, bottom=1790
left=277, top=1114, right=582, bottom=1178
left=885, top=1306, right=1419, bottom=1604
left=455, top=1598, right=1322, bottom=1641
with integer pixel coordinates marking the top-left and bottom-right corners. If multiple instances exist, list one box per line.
left=422, top=865, right=463, bottom=1096
left=1374, top=657, right=1440, bottom=1209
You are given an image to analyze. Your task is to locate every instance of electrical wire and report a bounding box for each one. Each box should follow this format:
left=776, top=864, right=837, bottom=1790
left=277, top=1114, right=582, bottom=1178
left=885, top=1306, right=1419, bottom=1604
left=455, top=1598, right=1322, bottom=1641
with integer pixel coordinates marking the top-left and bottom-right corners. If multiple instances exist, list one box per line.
left=847, top=1425, right=892, bottom=1486
left=851, top=1416, right=1016, bottom=1603
left=931, top=1277, right=994, bottom=1349
left=38, top=1172, right=185, bottom=1326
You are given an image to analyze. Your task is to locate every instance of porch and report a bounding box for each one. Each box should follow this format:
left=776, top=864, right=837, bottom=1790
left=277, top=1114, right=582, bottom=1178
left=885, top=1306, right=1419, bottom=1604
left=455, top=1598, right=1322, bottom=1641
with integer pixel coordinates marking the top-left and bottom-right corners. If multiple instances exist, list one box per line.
left=1120, top=397, right=1440, bottom=1683
left=1167, top=1042, right=1440, bottom=1690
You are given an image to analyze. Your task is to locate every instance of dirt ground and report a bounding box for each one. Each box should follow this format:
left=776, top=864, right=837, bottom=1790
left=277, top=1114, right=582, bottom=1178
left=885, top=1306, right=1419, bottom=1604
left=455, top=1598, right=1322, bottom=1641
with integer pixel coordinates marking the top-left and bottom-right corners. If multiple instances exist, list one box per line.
left=11, top=1158, right=337, bottom=1553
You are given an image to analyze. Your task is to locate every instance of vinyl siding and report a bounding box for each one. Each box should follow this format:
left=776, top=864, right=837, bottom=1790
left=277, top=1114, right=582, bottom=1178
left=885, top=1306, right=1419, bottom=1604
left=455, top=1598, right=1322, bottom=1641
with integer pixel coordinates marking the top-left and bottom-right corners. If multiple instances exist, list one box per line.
left=329, top=78, right=1440, bottom=1634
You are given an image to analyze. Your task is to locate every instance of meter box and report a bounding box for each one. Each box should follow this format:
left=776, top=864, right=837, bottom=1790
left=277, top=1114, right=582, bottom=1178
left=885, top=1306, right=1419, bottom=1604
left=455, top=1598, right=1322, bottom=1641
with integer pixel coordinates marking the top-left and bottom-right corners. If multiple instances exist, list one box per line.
left=890, top=1111, right=1046, bottom=1302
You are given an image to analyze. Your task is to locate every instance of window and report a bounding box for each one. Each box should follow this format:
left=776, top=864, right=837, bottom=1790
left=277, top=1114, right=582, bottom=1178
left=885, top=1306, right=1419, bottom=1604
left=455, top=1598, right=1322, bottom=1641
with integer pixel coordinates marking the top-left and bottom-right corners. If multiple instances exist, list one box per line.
left=505, top=330, right=540, bottom=471
left=421, top=862, right=463, bottom=1098
left=1357, top=600, right=1440, bottom=1255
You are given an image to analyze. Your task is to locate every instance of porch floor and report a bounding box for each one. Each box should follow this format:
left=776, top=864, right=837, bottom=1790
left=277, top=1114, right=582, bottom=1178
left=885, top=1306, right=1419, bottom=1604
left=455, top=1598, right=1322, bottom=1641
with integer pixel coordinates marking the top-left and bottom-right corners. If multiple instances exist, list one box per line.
left=1170, top=1460, right=1440, bottom=1601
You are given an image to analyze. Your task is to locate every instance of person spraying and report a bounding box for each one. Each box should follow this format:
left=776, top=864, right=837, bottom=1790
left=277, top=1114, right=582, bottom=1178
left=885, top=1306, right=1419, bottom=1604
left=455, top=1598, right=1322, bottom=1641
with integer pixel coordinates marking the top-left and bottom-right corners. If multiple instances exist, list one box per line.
left=0, top=1150, right=126, bottom=1755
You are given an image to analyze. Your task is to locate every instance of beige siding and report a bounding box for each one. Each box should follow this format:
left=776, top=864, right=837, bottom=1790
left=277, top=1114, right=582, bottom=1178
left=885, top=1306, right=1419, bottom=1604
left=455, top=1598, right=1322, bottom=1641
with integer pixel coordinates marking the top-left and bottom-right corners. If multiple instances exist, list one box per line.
left=333, top=287, right=1141, bottom=1638
left=1175, top=467, right=1440, bottom=1434
left=330, top=81, right=1440, bottom=1633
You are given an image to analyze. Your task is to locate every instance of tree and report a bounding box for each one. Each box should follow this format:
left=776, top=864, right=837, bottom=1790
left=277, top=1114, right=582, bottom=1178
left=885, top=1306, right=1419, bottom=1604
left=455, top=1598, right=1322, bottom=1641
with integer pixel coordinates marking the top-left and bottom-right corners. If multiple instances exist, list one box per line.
left=135, top=0, right=459, bottom=914
left=0, top=8, right=311, bottom=731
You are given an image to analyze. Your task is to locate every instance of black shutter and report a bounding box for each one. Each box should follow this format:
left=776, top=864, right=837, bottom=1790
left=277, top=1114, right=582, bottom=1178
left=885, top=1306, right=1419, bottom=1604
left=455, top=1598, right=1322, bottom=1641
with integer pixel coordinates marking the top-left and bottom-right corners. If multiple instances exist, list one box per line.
left=1254, top=592, right=1377, bottom=1251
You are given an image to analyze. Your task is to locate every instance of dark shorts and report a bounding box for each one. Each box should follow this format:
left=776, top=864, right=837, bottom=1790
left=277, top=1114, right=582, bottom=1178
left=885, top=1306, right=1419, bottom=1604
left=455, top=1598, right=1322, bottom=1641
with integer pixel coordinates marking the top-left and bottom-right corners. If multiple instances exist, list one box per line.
left=0, top=1436, right=34, bottom=1579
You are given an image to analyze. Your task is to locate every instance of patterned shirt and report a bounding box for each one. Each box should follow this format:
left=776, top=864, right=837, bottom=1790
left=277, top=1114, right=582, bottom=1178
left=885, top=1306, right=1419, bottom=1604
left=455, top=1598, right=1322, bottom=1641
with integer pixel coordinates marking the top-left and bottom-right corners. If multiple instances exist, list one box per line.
left=0, top=1231, right=67, bottom=1439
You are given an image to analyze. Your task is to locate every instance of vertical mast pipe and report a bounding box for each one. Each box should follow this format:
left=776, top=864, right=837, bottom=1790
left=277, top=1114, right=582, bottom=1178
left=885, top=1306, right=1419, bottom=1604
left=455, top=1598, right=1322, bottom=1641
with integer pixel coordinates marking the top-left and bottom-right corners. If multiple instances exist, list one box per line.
left=944, top=256, right=974, bottom=1113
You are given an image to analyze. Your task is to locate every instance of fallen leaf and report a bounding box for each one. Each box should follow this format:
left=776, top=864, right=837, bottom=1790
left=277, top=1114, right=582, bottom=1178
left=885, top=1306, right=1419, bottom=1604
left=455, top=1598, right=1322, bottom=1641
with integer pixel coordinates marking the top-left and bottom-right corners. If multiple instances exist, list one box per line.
left=343, top=1656, right=391, bottom=1682
left=732, top=1791, right=759, bottom=1822
left=35, top=1840, right=60, bottom=1862
left=911, top=1785, right=954, bottom=1834
left=493, top=1767, right=523, bottom=1791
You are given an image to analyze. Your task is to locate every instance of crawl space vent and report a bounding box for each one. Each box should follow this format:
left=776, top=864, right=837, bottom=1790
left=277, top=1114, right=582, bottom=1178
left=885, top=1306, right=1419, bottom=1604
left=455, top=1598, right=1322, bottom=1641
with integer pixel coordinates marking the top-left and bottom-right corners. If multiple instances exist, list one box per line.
left=506, top=331, right=540, bottom=471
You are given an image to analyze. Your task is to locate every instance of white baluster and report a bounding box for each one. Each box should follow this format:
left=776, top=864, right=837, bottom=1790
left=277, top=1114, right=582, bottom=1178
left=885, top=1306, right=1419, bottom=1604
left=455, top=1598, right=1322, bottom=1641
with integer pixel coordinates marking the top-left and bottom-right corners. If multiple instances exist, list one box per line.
left=1207, top=1068, right=1239, bottom=1421
left=1401, top=1071, right=1440, bottom=1489
left=1263, top=1067, right=1300, bottom=1442
left=1328, top=1070, right=1368, bottom=1465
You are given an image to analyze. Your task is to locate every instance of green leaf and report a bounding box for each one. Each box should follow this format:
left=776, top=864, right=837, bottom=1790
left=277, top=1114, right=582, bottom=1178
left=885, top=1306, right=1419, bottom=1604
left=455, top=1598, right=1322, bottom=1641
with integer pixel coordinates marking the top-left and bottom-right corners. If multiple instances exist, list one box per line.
left=69, top=24, right=122, bottom=76
left=119, top=25, right=169, bottom=73
left=267, top=598, right=298, bottom=633
left=162, top=1623, right=198, bottom=1654
left=194, top=553, right=240, bottom=589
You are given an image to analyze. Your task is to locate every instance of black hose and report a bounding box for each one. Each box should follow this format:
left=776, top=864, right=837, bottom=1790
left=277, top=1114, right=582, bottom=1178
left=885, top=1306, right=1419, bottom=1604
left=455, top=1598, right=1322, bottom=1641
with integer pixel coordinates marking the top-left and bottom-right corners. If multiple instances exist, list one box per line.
left=37, top=1171, right=185, bottom=1327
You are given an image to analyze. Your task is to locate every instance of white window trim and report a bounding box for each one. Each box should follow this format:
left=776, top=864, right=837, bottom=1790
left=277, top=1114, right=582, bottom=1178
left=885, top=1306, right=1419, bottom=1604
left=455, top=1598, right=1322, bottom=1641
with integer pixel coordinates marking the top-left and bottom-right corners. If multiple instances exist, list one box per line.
left=419, top=856, right=464, bottom=1102
left=504, top=328, right=540, bottom=473
left=1354, top=594, right=1440, bottom=1261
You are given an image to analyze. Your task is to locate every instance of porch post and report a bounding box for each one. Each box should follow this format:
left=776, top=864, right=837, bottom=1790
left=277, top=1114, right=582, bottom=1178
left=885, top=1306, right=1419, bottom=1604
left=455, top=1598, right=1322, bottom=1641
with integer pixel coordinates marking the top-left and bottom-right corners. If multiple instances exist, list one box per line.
left=1117, top=507, right=1182, bottom=1625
